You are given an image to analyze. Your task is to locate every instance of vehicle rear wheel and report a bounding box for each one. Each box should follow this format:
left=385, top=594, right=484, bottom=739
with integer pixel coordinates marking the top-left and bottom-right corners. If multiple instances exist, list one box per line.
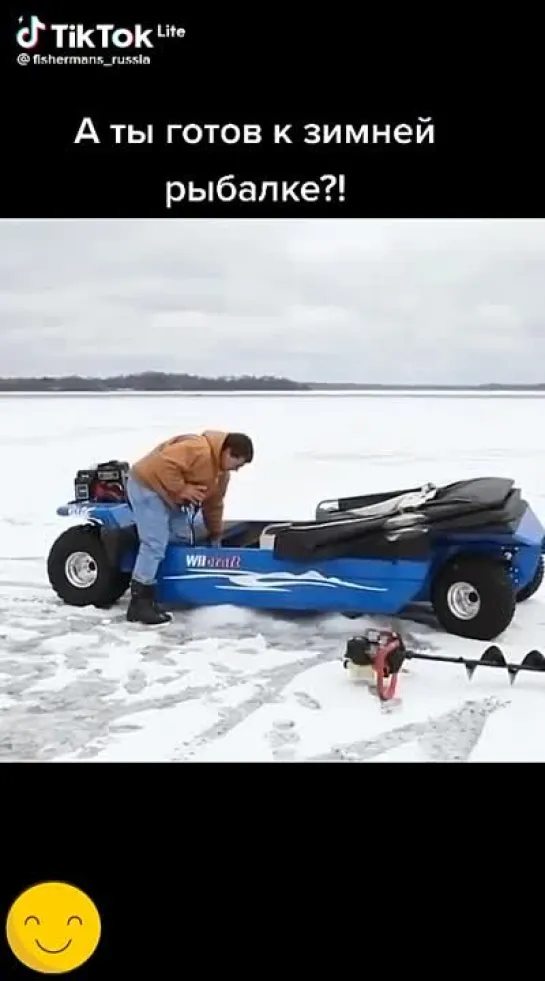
left=516, top=555, right=544, bottom=602
left=47, top=524, right=130, bottom=608
left=431, top=555, right=516, bottom=641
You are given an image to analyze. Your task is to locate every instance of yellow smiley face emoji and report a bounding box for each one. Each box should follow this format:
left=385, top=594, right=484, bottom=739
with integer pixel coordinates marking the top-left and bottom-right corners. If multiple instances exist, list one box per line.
left=5, top=881, right=101, bottom=974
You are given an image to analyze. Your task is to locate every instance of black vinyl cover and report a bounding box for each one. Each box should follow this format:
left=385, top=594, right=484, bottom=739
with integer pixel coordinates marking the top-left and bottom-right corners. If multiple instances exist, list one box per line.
left=335, top=477, right=514, bottom=514
left=274, top=477, right=526, bottom=562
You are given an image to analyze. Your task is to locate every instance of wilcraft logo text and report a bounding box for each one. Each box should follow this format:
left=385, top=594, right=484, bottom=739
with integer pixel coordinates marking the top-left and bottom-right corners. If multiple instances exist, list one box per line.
left=186, top=554, right=241, bottom=570
left=16, top=16, right=185, bottom=50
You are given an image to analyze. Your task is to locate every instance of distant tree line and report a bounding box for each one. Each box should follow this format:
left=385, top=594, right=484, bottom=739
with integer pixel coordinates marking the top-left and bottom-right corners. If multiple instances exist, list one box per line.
left=0, top=372, right=312, bottom=392
left=0, top=372, right=544, bottom=392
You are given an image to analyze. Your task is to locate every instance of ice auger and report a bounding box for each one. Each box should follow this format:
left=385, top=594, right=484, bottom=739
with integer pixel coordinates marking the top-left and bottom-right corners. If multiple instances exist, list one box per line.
left=343, top=629, right=545, bottom=702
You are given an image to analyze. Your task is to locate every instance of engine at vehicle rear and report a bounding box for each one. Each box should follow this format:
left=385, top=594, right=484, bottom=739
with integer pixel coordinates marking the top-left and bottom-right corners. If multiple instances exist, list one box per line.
left=74, top=460, right=129, bottom=503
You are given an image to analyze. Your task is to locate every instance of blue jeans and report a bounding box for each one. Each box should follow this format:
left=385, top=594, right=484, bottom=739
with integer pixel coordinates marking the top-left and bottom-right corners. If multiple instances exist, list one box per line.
left=127, top=474, right=195, bottom=585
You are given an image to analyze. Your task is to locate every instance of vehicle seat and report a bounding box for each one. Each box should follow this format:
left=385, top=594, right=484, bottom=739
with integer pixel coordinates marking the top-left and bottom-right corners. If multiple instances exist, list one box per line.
left=259, top=522, right=293, bottom=549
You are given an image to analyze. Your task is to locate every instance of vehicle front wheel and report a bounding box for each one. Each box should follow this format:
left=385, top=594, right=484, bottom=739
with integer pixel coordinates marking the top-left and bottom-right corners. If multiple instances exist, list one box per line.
left=431, top=556, right=516, bottom=641
left=47, top=524, right=131, bottom=608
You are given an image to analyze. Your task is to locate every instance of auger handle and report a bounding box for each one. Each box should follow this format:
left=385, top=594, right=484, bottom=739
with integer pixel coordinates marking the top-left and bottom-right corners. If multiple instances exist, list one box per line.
left=374, top=639, right=403, bottom=701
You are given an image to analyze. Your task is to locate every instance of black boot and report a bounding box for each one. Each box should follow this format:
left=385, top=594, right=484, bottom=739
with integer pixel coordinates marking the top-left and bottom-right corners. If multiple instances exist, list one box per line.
left=126, top=580, right=172, bottom=625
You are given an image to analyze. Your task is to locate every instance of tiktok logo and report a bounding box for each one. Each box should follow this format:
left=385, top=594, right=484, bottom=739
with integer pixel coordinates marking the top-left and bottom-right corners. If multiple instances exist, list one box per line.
left=16, top=15, right=46, bottom=48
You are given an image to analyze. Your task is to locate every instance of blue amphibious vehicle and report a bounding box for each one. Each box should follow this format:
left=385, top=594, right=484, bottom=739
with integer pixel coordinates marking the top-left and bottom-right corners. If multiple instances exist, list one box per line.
left=47, top=462, right=545, bottom=641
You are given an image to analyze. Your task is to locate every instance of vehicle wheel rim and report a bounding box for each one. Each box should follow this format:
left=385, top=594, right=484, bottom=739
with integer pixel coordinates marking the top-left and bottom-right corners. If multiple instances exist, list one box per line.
left=446, top=581, right=481, bottom=620
left=64, top=551, right=98, bottom=588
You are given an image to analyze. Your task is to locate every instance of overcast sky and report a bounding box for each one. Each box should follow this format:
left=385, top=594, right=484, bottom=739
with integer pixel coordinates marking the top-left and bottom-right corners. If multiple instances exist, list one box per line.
left=0, top=218, right=543, bottom=384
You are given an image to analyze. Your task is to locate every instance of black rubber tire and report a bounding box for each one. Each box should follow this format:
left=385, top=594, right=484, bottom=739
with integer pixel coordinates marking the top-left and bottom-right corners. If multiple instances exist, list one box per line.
left=431, top=555, right=516, bottom=641
left=47, top=524, right=131, bottom=608
left=516, top=554, right=544, bottom=603
left=93, top=573, right=131, bottom=609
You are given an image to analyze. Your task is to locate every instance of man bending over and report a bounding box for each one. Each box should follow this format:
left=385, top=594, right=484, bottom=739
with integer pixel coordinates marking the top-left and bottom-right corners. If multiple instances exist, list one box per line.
left=126, top=430, right=254, bottom=625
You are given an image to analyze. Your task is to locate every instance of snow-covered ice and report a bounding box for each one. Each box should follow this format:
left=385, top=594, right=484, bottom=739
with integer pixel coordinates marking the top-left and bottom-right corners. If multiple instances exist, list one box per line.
left=1, top=389, right=545, bottom=762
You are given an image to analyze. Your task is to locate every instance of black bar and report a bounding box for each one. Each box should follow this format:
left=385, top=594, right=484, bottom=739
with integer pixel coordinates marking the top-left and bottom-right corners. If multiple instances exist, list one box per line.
left=3, top=11, right=543, bottom=217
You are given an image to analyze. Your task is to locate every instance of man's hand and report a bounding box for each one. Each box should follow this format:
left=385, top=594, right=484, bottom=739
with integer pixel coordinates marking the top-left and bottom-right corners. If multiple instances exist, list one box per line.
left=183, top=484, right=208, bottom=505
left=208, top=537, right=222, bottom=548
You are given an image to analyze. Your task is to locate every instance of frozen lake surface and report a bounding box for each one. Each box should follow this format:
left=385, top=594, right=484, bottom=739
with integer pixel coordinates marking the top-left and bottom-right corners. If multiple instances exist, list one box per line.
left=1, top=390, right=545, bottom=762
